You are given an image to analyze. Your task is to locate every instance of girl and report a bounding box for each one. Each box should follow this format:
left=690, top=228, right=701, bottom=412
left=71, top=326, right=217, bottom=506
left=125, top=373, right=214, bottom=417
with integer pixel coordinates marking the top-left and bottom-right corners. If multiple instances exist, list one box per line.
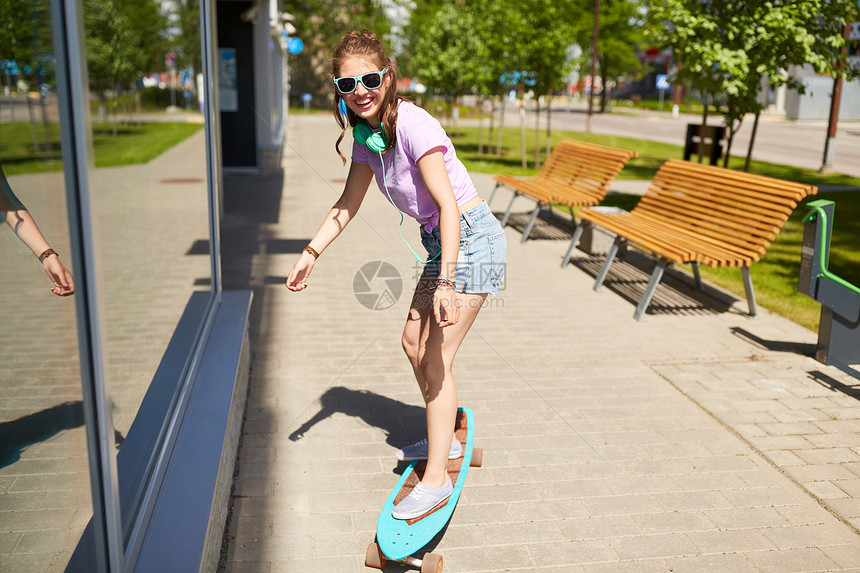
left=286, top=30, right=506, bottom=520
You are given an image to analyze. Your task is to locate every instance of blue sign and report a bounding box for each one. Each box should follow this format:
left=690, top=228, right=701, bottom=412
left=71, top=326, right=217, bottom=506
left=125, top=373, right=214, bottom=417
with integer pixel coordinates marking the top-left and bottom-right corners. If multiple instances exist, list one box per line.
left=1, top=60, right=19, bottom=75
left=287, top=37, right=304, bottom=55
left=656, top=74, right=670, bottom=90
left=301, top=93, right=312, bottom=103
left=500, top=71, right=537, bottom=87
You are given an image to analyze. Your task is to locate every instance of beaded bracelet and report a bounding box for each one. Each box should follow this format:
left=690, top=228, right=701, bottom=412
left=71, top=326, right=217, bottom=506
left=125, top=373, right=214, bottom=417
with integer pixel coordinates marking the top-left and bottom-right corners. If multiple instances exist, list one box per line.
left=435, top=276, right=456, bottom=290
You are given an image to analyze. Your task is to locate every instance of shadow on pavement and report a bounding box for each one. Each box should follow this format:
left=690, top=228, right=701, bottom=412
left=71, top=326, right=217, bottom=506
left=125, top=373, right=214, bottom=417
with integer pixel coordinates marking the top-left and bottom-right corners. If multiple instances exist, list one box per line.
left=289, top=386, right=426, bottom=452
left=731, top=327, right=816, bottom=357
left=0, top=401, right=124, bottom=468
left=809, top=370, right=860, bottom=400
left=568, top=249, right=736, bottom=317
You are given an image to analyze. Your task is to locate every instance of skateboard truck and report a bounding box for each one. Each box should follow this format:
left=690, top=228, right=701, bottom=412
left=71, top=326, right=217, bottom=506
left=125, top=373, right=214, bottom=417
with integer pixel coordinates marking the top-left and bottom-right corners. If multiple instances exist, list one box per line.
left=365, top=544, right=443, bottom=572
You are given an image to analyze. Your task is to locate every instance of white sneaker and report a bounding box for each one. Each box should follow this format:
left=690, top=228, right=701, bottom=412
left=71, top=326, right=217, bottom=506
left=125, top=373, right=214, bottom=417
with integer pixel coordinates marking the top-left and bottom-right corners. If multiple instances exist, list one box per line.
left=392, top=477, right=453, bottom=520
left=395, top=438, right=463, bottom=461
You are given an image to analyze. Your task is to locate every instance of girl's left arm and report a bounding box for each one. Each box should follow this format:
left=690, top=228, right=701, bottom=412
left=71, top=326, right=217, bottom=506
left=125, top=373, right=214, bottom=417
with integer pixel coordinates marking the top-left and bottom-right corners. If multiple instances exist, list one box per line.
left=417, top=148, right=460, bottom=327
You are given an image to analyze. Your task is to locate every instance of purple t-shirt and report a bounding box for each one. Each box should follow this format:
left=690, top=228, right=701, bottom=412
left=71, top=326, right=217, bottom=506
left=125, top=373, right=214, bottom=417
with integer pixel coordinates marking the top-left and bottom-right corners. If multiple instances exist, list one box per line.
left=351, top=101, right=478, bottom=231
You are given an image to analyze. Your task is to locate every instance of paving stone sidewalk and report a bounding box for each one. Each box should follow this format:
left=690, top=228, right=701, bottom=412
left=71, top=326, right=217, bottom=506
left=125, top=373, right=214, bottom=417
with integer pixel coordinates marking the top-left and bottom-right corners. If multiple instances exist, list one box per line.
left=220, top=114, right=860, bottom=572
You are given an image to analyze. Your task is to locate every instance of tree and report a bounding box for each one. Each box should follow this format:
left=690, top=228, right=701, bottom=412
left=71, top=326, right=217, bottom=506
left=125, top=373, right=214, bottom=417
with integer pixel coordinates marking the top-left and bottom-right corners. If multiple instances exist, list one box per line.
left=410, top=2, right=490, bottom=127
left=650, top=0, right=858, bottom=169
left=85, top=0, right=142, bottom=131
left=115, top=0, right=166, bottom=74
left=173, top=0, right=201, bottom=74
left=0, top=0, right=51, bottom=89
left=282, top=0, right=392, bottom=107
left=507, top=0, right=582, bottom=167
left=398, top=0, right=446, bottom=79
left=582, top=0, right=649, bottom=113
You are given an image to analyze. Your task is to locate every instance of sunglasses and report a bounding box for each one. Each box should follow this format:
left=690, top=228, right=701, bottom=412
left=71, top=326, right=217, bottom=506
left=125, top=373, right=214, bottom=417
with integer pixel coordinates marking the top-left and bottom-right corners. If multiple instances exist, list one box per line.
left=333, top=69, right=387, bottom=94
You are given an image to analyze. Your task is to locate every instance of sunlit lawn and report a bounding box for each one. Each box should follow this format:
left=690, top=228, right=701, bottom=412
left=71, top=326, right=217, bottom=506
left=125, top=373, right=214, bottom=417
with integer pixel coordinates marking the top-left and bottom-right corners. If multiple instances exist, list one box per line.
left=0, top=120, right=204, bottom=175
left=450, top=125, right=860, bottom=332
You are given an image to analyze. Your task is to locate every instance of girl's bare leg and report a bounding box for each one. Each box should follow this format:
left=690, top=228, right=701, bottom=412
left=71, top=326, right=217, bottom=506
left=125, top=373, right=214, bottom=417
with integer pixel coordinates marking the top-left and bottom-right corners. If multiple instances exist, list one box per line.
left=402, top=273, right=487, bottom=488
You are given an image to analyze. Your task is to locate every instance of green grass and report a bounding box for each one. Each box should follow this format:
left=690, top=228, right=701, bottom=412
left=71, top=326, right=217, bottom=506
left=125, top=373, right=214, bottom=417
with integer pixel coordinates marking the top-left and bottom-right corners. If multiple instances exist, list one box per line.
left=0, top=121, right=204, bottom=175
left=449, top=125, right=860, bottom=331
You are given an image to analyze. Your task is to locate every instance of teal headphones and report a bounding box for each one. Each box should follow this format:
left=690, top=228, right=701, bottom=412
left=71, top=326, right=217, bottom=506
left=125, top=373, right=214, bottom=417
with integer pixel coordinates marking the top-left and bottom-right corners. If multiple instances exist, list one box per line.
left=353, top=120, right=387, bottom=153
left=352, top=119, right=439, bottom=264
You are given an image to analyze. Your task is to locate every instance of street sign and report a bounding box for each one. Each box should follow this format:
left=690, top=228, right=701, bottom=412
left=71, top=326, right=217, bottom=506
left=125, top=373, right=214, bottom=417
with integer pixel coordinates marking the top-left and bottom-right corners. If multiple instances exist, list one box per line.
left=287, top=37, right=303, bottom=55
left=1, top=60, right=19, bottom=75
left=656, top=74, right=670, bottom=90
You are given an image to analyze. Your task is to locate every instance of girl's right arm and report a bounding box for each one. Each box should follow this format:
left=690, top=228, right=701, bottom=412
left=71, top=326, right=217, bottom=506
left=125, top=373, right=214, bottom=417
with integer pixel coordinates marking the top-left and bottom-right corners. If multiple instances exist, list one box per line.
left=285, top=161, right=374, bottom=291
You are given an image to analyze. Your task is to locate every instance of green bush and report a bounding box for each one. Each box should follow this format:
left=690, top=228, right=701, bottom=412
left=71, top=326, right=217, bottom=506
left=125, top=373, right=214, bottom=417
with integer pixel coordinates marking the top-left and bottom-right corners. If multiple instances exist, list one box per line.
left=139, top=87, right=174, bottom=110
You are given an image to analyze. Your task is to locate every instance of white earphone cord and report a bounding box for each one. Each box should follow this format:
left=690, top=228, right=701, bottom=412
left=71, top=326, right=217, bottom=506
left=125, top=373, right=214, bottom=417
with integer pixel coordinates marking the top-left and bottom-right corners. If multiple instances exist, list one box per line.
left=377, top=149, right=440, bottom=264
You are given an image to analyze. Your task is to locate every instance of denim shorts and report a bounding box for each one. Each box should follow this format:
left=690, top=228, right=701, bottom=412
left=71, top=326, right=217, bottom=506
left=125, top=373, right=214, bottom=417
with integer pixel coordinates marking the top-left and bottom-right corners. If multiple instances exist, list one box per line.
left=420, top=201, right=507, bottom=295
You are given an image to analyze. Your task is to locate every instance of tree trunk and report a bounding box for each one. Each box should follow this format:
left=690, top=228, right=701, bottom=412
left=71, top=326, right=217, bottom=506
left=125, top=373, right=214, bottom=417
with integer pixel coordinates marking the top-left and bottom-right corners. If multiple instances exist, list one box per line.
left=113, top=86, right=119, bottom=138
left=599, top=61, right=608, bottom=113
left=497, top=96, right=506, bottom=156
left=487, top=97, right=495, bottom=156
left=744, top=111, right=761, bottom=172
left=477, top=97, right=484, bottom=155
left=39, top=93, right=51, bottom=151
left=520, top=100, right=527, bottom=170
left=723, top=123, right=735, bottom=168
left=27, top=92, right=41, bottom=154
left=534, top=98, right=541, bottom=170
left=545, top=96, right=552, bottom=161
left=697, top=98, right=709, bottom=163
left=722, top=115, right=742, bottom=168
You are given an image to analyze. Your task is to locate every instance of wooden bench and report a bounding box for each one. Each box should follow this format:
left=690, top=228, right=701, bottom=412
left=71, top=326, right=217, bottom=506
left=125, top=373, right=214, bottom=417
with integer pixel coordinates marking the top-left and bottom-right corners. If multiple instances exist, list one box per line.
left=565, top=159, right=817, bottom=320
left=489, top=140, right=638, bottom=243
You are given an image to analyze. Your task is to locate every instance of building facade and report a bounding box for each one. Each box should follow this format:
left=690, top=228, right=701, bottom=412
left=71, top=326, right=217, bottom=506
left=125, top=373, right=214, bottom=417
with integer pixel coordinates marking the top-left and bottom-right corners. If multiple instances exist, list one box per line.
left=0, top=0, right=286, bottom=570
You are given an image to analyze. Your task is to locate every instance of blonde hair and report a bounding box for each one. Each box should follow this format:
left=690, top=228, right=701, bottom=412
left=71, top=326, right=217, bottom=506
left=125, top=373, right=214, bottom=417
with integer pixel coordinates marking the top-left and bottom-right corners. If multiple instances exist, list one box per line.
left=331, top=30, right=401, bottom=164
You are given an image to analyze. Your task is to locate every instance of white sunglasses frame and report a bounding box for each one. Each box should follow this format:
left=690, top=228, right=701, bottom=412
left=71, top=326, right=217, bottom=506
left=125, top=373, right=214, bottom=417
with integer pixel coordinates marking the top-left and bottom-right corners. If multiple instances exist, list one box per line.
left=333, top=69, right=388, bottom=94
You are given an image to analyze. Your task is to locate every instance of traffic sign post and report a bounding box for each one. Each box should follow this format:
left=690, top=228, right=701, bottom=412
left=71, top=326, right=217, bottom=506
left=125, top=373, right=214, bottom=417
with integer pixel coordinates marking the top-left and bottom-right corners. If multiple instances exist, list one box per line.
left=656, top=74, right=670, bottom=113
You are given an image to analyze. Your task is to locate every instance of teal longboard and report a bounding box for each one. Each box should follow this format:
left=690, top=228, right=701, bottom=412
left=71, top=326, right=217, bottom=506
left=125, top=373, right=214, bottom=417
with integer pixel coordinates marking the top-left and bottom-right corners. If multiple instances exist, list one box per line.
left=365, top=407, right=482, bottom=572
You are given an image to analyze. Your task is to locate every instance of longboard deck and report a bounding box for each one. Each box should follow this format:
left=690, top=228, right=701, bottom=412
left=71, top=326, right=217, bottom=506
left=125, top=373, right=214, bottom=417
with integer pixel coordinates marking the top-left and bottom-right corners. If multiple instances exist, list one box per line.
left=375, top=407, right=475, bottom=562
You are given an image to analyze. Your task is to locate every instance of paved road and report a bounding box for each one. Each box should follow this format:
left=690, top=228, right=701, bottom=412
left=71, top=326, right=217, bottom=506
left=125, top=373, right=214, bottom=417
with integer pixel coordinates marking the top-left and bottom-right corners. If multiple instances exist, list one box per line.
left=462, top=98, right=860, bottom=178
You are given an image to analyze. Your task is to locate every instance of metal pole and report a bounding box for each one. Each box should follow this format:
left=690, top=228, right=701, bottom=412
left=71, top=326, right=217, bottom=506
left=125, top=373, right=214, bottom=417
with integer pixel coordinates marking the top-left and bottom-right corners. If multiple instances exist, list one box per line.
left=586, top=0, right=599, bottom=132
left=821, top=21, right=851, bottom=173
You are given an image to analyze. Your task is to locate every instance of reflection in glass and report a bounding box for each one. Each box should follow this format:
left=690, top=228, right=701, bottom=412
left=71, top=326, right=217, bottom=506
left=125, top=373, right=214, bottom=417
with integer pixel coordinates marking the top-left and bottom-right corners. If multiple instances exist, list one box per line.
left=0, top=3, right=90, bottom=570
left=80, top=0, right=211, bottom=545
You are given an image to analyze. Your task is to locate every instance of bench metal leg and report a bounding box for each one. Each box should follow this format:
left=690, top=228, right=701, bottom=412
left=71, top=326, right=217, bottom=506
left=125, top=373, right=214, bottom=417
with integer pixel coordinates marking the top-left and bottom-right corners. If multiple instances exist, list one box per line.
left=488, top=182, right=502, bottom=208
left=499, top=192, right=520, bottom=228
left=594, top=236, right=623, bottom=292
left=634, top=258, right=668, bottom=321
left=741, top=266, right=759, bottom=319
left=561, top=222, right=586, bottom=268
left=691, top=261, right=702, bottom=290
left=521, top=203, right=542, bottom=243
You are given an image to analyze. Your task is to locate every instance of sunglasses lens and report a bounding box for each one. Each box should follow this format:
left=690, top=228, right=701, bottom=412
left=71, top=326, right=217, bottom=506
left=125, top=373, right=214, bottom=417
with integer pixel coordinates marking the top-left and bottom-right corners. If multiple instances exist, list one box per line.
left=336, top=78, right=356, bottom=93
left=362, top=73, right=382, bottom=89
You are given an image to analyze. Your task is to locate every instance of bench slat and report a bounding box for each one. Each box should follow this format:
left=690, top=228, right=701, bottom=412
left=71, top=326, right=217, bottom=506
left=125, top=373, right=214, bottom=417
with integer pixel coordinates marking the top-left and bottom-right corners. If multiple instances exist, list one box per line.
left=652, top=173, right=797, bottom=215
left=636, top=195, right=783, bottom=237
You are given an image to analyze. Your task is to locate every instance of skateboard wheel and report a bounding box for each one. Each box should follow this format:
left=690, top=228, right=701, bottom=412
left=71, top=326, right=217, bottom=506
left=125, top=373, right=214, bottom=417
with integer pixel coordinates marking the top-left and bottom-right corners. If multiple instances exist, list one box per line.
left=470, top=447, right=483, bottom=468
left=420, top=552, right=443, bottom=573
left=365, top=542, right=386, bottom=569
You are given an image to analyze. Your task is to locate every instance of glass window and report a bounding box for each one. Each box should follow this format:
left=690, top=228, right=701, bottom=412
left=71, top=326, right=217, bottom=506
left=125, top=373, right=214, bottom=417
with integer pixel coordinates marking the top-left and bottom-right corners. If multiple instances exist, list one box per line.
left=78, top=0, right=212, bottom=548
left=0, top=2, right=90, bottom=570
